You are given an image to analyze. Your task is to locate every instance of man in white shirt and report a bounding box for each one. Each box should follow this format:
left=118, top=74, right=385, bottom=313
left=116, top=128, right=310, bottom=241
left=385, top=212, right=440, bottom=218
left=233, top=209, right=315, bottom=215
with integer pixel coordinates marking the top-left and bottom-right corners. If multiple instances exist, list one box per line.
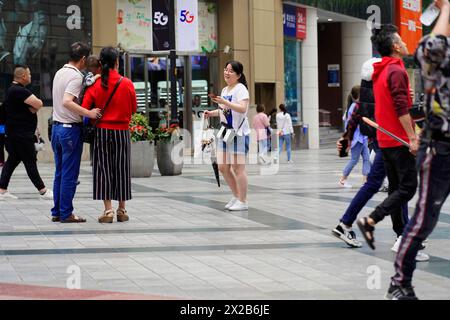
left=51, top=42, right=100, bottom=223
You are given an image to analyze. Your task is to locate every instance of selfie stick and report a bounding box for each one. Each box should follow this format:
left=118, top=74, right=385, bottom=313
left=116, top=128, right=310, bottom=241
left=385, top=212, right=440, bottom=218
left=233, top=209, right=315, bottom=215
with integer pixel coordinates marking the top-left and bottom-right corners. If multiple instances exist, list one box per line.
left=362, top=117, right=411, bottom=148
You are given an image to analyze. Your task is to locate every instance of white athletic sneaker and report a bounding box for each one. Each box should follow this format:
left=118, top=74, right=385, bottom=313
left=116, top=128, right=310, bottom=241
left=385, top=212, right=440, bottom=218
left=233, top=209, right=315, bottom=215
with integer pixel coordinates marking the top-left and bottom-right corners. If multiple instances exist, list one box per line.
left=415, top=251, right=430, bottom=262
left=228, top=200, right=249, bottom=211
left=40, top=189, right=54, bottom=200
left=391, top=236, right=403, bottom=253
left=0, top=191, right=18, bottom=200
left=287, top=160, right=294, bottom=164
left=391, top=236, right=430, bottom=262
left=339, top=179, right=352, bottom=188
left=225, top=197, right=238, bottom=210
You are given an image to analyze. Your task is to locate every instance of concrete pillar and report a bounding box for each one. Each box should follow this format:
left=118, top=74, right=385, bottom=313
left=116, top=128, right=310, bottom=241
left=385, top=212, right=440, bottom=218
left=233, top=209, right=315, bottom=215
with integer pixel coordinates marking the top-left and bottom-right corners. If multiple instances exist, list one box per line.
left=301, top=8, right=319, bottom=150
left=341, top=22, right=372, bottom=117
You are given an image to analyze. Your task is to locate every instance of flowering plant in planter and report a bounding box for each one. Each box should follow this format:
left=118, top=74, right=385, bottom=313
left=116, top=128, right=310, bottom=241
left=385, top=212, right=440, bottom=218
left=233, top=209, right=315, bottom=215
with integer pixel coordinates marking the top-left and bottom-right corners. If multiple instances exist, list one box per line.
left=129, top=113, right=154, bottom=142
left=154, top=123, right=181, bottom=143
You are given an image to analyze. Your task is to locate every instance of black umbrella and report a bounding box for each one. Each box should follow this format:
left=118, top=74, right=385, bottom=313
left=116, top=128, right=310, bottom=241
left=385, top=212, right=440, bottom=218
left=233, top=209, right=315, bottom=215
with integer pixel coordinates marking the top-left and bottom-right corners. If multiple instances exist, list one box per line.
left=202, top=139, right=220, bottom=188
left=211, top=156, right=221, bottom=188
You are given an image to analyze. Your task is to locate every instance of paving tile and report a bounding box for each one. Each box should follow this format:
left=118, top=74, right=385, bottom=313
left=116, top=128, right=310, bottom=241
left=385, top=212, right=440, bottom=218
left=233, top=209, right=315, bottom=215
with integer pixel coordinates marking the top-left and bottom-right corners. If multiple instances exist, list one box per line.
left=1, top=149, right=450, bottom=300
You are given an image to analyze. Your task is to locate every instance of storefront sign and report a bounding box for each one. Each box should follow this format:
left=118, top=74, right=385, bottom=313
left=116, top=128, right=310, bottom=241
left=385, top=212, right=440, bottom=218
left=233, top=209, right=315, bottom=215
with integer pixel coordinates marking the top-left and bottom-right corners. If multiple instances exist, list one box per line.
left=152, top=0, right=173, bottom=51
left=296, top=7, right=307, bottom=40
left=117, top=0, right=152, bottom=51
left=283, top=4, right=297, bottom=38
left=176, top=0, right=198, bottom=52
left=284, top=4, right=307, bottom=40
left=395, top=0, right=422, bottom=53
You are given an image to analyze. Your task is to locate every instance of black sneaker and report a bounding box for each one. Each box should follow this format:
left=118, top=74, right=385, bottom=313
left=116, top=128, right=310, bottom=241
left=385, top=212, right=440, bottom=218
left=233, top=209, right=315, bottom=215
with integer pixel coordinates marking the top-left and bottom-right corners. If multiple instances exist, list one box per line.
left=385, top=282, right=418, bottom=300
left=332, top=224, right=362, bottom=248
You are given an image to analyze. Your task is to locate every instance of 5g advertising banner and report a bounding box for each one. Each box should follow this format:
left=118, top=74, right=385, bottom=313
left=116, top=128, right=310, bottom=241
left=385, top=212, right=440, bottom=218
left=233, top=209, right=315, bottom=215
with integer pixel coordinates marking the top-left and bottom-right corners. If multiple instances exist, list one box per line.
left=152, top=0, right=172, bottom=52
left=176, top=0, right=199, bottom=52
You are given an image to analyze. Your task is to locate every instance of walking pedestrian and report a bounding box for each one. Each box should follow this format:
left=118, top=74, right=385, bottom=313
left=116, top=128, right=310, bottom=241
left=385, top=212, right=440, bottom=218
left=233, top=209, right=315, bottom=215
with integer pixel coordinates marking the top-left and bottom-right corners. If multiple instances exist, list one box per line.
left=339, top=85, right=371, bottom=188
left=82, top=47, right=137, bottom=223
left=276, top=104, right=294, bottom=164
left=51, top=42, right=100, bottom=223
left=333, top=58, right=429, bottom=261
left=252, top=104, right=271, bottom=164
left=357, top=25, right=419, bottom=252
left=387, top=0, right=450, bottom=300
left=204, top=60, right=250, bottom=212
left=0, top=65, right=53, bottom=200
left=0, top=105, right=4, bottom=168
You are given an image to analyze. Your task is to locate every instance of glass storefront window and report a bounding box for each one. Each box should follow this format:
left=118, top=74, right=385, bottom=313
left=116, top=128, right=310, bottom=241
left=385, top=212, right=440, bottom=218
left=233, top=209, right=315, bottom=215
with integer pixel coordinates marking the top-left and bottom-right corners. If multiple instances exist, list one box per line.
left=284, top=38, right=302, bottom=123
left=0, top=0, right=92, bottom=105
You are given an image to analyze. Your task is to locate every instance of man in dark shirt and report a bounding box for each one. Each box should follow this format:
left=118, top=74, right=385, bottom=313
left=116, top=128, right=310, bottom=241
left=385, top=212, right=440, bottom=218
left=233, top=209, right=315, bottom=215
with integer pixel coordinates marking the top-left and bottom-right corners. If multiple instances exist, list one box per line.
left=0, top=64, right=53, bottom=200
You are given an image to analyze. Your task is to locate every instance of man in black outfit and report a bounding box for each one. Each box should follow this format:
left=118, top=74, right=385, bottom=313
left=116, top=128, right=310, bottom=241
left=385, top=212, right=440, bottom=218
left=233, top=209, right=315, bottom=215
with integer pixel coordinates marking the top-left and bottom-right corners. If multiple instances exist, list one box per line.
left=0, top=64, right=53, bottom=200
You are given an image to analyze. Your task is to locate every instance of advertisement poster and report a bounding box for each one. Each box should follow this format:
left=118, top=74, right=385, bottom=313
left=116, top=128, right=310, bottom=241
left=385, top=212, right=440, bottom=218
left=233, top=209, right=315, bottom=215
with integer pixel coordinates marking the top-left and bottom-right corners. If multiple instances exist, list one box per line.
left=117, top=0, right=152, bottom=51
left=198, top=1, right=217, bottom=53
left=176, top=0, right=198, bottom=52
left=152, top=0, right=173, bottom=52
left=0, top=0, right=92, bottom=104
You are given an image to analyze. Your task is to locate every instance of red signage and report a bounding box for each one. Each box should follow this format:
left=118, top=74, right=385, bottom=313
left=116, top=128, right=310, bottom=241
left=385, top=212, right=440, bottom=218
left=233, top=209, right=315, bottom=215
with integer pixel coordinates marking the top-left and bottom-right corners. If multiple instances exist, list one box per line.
left=395, top=0, right=423, bottom=54
left=296, top=7, right=307, bottom=40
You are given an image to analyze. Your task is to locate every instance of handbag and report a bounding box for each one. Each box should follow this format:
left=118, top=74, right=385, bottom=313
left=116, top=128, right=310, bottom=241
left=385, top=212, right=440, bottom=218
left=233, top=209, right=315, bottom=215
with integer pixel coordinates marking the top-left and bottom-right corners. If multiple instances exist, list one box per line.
left=83, top=77, right=123, bottom=144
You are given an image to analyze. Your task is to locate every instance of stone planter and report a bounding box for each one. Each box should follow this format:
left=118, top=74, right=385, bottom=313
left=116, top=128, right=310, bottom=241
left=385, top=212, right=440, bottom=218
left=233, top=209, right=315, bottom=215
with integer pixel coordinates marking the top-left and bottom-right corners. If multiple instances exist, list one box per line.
left=131, top=141, right=155, bottom=178
left=156, top=140, right=184, bottom=176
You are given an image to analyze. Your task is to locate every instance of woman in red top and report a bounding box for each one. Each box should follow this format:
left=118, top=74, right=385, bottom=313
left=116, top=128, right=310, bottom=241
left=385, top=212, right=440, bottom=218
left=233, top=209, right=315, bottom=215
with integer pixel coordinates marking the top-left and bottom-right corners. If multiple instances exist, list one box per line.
left=82, top=47, right=137, bottom=223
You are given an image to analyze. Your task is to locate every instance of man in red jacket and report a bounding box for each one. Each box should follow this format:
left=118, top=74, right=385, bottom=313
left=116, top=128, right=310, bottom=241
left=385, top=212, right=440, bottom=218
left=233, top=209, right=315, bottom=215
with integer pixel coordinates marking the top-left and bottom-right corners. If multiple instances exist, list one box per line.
left=357, top=24, right=419, bottom=251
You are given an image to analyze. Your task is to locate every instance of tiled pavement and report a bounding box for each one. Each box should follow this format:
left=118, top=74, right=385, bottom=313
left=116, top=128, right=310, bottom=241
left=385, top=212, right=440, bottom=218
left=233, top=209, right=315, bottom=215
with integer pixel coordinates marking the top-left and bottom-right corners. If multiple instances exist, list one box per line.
left=1, top=148, right=450, bottom=300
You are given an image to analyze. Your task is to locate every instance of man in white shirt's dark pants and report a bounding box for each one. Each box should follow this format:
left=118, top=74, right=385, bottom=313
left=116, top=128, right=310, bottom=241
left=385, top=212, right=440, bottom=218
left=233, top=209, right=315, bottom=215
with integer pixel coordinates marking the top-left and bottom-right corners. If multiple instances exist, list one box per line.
left=51, top=42, right=100, bottom=223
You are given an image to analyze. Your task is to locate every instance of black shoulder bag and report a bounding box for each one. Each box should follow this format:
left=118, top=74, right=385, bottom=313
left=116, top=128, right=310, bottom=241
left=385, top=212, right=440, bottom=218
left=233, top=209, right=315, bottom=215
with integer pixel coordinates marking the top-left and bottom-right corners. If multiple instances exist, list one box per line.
left=83, top=77, right=123, bottom=144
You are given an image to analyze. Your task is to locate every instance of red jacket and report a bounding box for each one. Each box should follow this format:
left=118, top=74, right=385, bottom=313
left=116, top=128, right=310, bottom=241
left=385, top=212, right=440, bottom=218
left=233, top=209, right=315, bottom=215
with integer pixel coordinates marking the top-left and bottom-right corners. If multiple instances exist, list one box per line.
left=372, top=57, right=413, bottom=148
left=82, top=70, right=137, bottom=130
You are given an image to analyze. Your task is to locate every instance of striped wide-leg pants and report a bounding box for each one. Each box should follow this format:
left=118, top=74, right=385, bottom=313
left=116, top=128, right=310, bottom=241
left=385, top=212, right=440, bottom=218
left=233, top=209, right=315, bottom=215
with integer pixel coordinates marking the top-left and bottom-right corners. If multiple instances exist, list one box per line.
left=93, top=128, right=132, bottom=201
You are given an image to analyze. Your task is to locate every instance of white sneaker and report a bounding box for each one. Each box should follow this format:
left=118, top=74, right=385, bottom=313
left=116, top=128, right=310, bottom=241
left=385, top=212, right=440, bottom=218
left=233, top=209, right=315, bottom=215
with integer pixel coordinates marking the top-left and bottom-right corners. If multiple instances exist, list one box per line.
left=415, top=251, right=430, bottom=262
left=0, top=191, right=18, bottom=200
left=40, top=189, right=54, bottom=200
left=392, top=236, right=430, bottom=262
left=287, top=160, right=294, bottom=164
left=391, top=236, right=402, bottom=253
left=228, top=200, right=249, bottom=211
left=225, top=197, right=238, bottom=210
left=339, top=180, right=352, bottom=188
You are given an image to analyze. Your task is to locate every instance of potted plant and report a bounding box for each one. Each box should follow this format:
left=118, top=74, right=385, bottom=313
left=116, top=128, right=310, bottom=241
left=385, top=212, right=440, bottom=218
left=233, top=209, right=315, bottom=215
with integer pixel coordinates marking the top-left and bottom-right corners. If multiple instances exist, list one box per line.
left=154, top=123, right=184, bottom=176
left=130, top=113, right=155, bottom=178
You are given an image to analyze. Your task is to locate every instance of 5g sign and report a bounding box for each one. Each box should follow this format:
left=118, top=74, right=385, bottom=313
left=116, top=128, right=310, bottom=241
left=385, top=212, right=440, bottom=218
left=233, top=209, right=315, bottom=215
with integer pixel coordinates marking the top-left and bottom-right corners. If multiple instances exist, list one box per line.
left=180, top=10, right=195, bottom=24
left=154, top=11, right=169, bottom=26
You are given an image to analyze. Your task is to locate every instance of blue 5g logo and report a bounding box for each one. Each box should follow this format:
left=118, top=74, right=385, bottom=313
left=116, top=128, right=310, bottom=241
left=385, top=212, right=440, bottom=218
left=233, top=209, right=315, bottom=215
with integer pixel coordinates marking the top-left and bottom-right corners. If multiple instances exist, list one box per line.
left=180, top=10, right=195, bottom=24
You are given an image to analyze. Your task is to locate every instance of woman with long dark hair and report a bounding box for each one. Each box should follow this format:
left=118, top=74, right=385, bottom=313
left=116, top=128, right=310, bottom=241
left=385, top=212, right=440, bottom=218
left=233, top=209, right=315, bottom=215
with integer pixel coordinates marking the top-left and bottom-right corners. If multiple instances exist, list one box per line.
left=204, top=61, right=250, bottom=211
left=276, top=104, right=294, bottom=163
left=82, top=47, right=137, bottom=223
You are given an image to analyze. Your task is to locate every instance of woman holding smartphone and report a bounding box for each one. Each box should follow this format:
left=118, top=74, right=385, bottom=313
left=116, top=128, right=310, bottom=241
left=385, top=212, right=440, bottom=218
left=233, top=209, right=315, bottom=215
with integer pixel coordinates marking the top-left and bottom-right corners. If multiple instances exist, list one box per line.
left=204, top=61, right=250, bottom=211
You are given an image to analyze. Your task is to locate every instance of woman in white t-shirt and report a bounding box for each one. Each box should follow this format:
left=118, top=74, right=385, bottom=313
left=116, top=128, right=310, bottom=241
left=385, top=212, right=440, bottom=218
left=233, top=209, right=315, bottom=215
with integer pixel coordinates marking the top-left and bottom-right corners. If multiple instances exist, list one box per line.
left=276, top=104, right=295, bottom=163
left=204, top=61, right=250, bottom=212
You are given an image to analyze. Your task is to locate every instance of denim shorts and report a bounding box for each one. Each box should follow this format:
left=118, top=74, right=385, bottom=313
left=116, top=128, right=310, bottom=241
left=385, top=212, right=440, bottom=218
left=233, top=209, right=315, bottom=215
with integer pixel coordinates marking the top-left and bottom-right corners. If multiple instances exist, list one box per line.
left=219, top=135, right=250, bottom=155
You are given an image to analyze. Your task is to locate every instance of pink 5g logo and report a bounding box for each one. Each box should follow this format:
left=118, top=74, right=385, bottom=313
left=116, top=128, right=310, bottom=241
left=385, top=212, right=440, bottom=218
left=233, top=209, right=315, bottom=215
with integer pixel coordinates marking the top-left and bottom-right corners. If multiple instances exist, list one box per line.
left=180, top=10, right=195, bottom=24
